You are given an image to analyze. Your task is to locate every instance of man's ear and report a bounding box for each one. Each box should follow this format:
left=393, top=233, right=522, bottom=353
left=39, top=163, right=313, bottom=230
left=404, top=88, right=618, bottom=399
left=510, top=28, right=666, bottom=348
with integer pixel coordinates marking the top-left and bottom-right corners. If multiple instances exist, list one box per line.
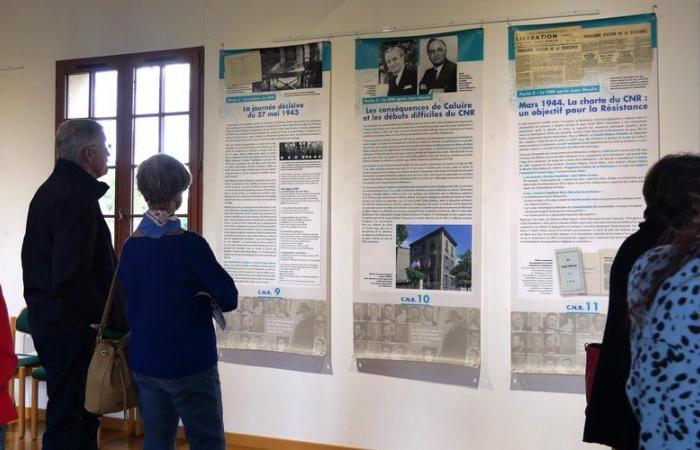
left=80, top=145, right=94, bottom=164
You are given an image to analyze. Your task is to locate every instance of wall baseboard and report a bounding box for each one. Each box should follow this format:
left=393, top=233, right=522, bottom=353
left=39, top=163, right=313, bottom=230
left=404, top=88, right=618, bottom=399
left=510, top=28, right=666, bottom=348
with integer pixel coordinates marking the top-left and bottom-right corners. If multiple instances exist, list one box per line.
left=99, top=415, right=361, bottom=450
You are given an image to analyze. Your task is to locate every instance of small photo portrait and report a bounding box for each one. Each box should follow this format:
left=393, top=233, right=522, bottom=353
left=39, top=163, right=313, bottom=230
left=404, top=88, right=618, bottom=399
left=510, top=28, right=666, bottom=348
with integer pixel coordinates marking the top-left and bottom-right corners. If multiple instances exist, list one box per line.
left=422, top=305, right=437, bottom=326
left=512, top=354, right=527, bottom=371
left=417, top=35, right=458, bottom=94
left=355, top=341, right=367, bottom=355
left=526, top=312, right=544, bottom=332
left=543, top=356, right=559, bottom=373
left=263, top=299, right=276, bottom=315
left=252, top=43, right=323, bottom=92
left=395, top=323, right=409, bottom=343
left=592, top=314, right=607, bottom=333
left=421, top=346, right=437, bottom=362
left=394, top=305, right=409, bottom=324
left=368, top=303, right=381, bottom=322
left=252, top=315, right=265, bottom=333
left=466, top=308, right=480, bottom=330
left=511, top=312, right=527, bottom=331
left=353, top=303, right=368, bottom=321
left=544, top=313, right=559, bottom=332
left=381, top=304, right=395, bottom=322
left=276, top=298, right=290, bottom=317
left=468, top=331, right=480, bottom=349
left=575, top=314, right=592, bottom=334
left=559, top=357, right=575, bottom=374
left=240, top=334, right=252, bottom=349
left=558, top=334, right=577, bottom=355
left=409, top=305, right=423, bottom=323
left=230, top=314, right=242, bottom=331
left=241, top=313, right=253, bottom=332
left=378, top=40, right=418, bottom=96
left=511, top=332, right=527, bottom=354
left=381, top=343, right=393, bottom=355
left=354, top=322, right=367, bottom=341
left=465, top=348, right=480, bottom=366
left=526, top=354, right=543, bottom=370
left=250, top=334, right=263, bottom=349
left=252, top=298, right=264, bottom=315
left=366, top=342, right=380, bottom=356
left=275, top=336, right=289, bottom=352
left=544, top=334, right=559, bottom=354
left=444, top=309, right=465, bottom=330
left=314, top=301, right=326, bottom=319
left=242, top=297, right=254, bottom=313
left=526, top=333, right=544, bottom=353
left=394, top=344, right=408, bottom=355
left=382, top=322, right=396, bottom=342
left=559, top=313, right=576, bottom=333
left=313, top=337, right=326, bottom=355
left=368, top=322, right=382, bottom=341
left=279, top=141, right=323, bottom=160
left=314, top=319, right=326, bottom=337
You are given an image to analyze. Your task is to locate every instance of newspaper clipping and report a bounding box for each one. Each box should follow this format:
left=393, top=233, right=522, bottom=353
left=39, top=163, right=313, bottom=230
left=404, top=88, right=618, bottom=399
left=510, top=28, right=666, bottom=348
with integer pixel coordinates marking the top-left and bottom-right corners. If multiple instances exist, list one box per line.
left=218, top=42, right=330, bottom=363
left=354, top=29, right=483, bottom=369
left=510, top=15, right=658, bottom=378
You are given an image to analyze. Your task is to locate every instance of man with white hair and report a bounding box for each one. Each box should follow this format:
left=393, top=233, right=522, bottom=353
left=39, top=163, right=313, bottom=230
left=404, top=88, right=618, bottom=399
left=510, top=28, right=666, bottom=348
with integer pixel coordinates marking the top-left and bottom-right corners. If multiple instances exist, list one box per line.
left=384, top=45, right=417, bottom=96
left=22, top=119, right=119, bottom=450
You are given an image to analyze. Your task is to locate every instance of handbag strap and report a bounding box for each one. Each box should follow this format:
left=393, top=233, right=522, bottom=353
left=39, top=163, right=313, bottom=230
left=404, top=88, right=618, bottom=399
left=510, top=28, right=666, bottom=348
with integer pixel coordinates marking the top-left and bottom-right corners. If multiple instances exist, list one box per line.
left=97, top=262, right=120, bottom=336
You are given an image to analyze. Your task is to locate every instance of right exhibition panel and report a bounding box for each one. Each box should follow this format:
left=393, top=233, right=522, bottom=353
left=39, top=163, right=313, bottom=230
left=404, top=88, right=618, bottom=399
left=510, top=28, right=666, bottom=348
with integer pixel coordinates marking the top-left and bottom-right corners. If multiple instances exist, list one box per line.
left=509, top=14, right=659, bottom=390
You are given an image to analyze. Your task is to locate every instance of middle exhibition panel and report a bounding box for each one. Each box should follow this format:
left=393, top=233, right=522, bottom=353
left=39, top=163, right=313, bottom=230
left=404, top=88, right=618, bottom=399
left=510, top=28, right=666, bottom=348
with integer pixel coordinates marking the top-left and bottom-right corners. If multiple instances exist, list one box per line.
left=353, top=28, right=484, bottom=386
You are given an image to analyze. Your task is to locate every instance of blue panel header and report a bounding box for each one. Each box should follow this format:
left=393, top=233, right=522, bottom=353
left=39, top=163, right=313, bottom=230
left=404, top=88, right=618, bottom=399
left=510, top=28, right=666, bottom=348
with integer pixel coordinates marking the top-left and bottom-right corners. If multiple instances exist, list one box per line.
left=508, top=13, right=656, bottom=60
left=356, top=28, right=483, bottom=70
left=322, top=41, right=332, bottom=71
left=362, top=94, right=433, bottom=104
left=517, top=85, right=600, bottom=98
left=226, top=94, right=276, bottom=103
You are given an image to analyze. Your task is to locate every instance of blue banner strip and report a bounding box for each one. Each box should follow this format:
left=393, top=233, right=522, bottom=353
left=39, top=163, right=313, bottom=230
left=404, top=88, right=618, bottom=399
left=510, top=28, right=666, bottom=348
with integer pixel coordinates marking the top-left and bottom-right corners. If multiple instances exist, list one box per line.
left=356, top=28, right=483, bottom=70
left=517, top=85, right=600, bottom=98
left=508, top=13, right=656, bottom=60
left=362, top=94, right=433, bottom=104
left=226, top=94, right=276, bottom=103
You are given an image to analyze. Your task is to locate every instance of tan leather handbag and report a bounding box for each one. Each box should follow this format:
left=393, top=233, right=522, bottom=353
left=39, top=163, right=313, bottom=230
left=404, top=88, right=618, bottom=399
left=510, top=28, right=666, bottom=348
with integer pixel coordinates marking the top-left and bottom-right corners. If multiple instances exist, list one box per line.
left=84, top=267, right=138, bottom=414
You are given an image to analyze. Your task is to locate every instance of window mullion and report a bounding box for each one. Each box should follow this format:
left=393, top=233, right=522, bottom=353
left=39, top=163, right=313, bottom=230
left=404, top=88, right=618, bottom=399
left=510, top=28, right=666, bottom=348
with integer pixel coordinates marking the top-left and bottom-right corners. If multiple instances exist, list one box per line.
left=115, top=56, right=135, bottom=254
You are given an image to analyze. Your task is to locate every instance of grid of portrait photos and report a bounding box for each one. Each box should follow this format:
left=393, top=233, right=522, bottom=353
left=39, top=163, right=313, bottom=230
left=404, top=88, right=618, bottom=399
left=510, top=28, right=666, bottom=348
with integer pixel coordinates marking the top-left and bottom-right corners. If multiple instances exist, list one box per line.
left=217, top=297, right=327, bottom=356
left=353, top=303, right=480, bottom=367
left=510, top=311, right=606, bottom=375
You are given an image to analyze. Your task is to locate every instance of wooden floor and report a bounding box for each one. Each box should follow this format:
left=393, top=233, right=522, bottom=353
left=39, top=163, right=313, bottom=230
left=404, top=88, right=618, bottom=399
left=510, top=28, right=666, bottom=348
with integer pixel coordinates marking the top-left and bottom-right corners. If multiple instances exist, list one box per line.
left=5, top=421, right=262, bottom=450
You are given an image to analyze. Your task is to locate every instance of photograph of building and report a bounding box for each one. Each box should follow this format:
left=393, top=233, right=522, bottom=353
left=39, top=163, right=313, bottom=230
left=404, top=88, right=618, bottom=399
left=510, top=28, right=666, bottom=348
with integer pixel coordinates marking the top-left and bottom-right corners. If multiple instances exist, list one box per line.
left=396, top=225, right=472, bottom=291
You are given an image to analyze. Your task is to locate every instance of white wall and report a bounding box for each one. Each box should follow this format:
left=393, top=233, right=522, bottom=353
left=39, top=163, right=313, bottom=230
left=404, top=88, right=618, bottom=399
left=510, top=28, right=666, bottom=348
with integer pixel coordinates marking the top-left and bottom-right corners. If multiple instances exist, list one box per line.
left=1, top=1, right=699, bottom=449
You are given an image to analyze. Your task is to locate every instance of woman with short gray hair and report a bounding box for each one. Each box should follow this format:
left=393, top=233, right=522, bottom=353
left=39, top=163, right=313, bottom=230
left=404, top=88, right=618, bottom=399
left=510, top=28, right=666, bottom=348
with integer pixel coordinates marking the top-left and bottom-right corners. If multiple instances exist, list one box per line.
left=118, top=153, right=237, bottom=450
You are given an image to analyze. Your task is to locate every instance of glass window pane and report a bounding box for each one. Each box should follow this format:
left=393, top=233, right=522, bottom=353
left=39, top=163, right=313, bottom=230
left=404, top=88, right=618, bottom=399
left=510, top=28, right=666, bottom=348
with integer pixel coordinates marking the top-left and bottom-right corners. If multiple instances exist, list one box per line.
left=134, top=66, right=160, bottom=114
left=106, top=217, right=115, bottom=246
left=96, top=119, right=117, bottom=166
left=163, top=115, right=189, bottom=163
left=67, top=73, right=90, bottom=118
left=176, top=188, right=189, bottom=215
left=180, top=216, right=188, bottom=230
left=94, top=70, right=117, bottom=117
left=163, top=64, right=190, bottom=113
left=99, top=169, right=115, bottom=215
left=133, top=170, right=149, bottom=215
left=133, top=117, right=159, bottom=164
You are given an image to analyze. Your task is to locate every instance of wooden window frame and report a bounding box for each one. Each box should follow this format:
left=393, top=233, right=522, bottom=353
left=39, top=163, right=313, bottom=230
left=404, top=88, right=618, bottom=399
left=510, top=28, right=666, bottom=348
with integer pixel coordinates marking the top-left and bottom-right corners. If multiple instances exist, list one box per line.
left=55, top=47, right=204, bottom=254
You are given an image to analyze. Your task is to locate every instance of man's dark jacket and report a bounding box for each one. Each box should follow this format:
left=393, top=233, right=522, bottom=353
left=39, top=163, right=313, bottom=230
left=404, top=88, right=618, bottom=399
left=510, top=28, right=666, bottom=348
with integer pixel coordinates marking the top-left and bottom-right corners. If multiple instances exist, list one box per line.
left=22, top=159, right=119, bottom=334
left=387, top=67, right=417, bottom=96
left=583, top=219, right=664, bottom=450
left=419, top=59, right=457, bottom=93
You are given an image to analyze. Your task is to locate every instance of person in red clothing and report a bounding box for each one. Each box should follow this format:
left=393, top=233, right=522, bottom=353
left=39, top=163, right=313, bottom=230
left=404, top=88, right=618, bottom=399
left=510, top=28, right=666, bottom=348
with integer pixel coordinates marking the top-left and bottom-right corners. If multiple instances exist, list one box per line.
left=0, top=285, right=19, bottom=448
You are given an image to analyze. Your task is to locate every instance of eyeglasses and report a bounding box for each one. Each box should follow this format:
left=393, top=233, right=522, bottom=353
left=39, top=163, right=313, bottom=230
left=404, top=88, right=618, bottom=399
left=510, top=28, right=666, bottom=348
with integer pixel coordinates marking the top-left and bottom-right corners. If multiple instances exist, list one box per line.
left=87, top=143, right=113, bottom=151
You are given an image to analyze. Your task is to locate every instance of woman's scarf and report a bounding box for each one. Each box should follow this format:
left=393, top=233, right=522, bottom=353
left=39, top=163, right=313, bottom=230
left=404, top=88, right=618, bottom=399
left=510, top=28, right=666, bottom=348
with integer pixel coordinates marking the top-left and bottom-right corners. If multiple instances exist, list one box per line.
left=136, top=209, right=182, bottom=238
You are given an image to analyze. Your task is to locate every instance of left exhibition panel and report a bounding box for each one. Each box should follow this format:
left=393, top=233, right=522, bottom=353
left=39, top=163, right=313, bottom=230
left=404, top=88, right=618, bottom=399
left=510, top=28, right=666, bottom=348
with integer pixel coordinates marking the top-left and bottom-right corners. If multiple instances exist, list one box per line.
left=216, top=42, right=332, bottom=373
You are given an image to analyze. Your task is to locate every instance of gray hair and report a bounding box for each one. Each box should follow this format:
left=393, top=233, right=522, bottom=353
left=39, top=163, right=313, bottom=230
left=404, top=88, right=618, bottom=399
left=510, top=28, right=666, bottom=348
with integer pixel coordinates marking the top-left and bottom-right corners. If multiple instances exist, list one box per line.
left=56, top=119, right=104, bottom=162
left=136, top=154, right=191, bottom=208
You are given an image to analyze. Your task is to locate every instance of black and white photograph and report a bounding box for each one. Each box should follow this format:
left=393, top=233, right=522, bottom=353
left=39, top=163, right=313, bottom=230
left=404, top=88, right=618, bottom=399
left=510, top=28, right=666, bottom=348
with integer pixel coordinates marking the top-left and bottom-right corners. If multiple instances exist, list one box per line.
left=378, top=40, right=418, bottom=96
left=279, top=141, right=323, bottom=160
left=252, top=43, right=323, bottom=92
left=417, top=35, right=458, bottom=94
